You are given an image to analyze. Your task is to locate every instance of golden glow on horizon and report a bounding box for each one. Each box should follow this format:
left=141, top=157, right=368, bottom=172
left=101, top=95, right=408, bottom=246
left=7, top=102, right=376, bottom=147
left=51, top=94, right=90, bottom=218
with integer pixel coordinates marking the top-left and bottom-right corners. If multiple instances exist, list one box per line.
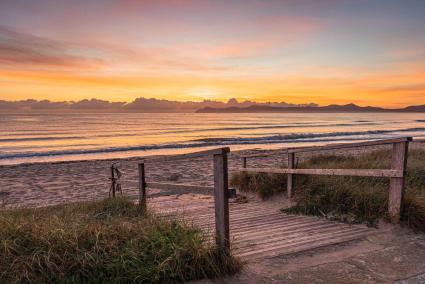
left=1, top=67, right=424, bottom=107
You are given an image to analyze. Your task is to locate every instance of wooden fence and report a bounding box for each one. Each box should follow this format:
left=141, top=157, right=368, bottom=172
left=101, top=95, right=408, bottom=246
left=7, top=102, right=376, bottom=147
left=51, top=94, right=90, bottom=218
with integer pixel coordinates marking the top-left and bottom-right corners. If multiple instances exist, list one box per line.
left=136, top=137, right=414, bottom=251
left=238, top=137, right=413, bottom=223
left=138, top=147, right=231, bottom=250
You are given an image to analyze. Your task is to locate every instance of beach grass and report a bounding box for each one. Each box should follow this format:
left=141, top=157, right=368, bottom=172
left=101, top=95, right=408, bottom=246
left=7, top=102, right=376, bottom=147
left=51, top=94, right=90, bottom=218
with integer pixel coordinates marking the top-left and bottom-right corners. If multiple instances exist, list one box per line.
left=0, top=197, right=241, bottom=283
left=230, top=149, right=425, bottom=230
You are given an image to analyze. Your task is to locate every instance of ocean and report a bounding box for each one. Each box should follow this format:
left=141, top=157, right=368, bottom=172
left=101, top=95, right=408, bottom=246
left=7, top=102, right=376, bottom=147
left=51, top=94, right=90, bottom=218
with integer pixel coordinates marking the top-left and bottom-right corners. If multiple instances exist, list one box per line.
left=1, top=112, right=425, bottom=165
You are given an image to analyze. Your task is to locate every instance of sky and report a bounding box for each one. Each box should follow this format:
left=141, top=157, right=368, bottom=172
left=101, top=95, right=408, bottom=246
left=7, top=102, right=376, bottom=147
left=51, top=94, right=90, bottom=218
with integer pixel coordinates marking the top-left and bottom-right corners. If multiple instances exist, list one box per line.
left=0, top=0, right=424, bottom=107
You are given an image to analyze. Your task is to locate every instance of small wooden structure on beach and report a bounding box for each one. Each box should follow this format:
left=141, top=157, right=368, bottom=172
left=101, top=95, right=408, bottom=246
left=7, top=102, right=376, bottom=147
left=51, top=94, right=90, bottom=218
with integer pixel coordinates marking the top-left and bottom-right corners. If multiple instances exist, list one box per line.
left=137, top=137, right=412, bottom=257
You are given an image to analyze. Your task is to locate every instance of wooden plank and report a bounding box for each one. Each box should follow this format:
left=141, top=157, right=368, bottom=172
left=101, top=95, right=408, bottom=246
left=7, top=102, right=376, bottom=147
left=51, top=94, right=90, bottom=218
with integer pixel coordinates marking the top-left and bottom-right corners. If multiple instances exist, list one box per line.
left=388, top=141, right=409, bottom=223
left=230, top=216, right=324, bottom=233
left=159, top=203, right=276, bottom=220
left=217, top=214, right=310, bottom=229
left=194, top=210, right=283, bottom=223
left=287, top=152, right=295, bottom=198
left=273, top=230, right=371, bottom=257
left=237, top=167, right=403, bottom=178
left=138, top=163, right=146, bottom=210
left=213, top=151, right=230, bottom=250
left=230, top=218, right=326, bottom=235
left=238, top=227, right=370, bottom=257
left=287, top=137, right=413, bottom=153
left=234, top=226, right=367, bottom=251
left=240, top=229, right=371, bottom=259
left=146, top=182, right=214, bottom=192
left=142, top=147, right=230, bottom=163
left=233, top=222, right=346, bottom=245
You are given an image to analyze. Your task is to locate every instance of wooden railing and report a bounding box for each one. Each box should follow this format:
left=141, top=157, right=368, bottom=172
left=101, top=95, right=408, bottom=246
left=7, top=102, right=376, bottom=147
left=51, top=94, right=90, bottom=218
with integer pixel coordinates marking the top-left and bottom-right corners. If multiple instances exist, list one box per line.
left=237, top=137, right=413, bottom=223
left=138, top=147, right=230, bottom=250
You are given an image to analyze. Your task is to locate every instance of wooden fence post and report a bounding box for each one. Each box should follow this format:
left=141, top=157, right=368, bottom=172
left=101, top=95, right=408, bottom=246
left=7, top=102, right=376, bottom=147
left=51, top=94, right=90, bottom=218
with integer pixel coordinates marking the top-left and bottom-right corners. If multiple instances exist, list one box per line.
left=388, top=139, right=410, bottom=223
left=213, top=148, right=230, bottom=251
left=287, top=153, right=295, bottom=199
left=110, top=165, right=116, bottom=197
left=138, top=163, right=147, bottom=211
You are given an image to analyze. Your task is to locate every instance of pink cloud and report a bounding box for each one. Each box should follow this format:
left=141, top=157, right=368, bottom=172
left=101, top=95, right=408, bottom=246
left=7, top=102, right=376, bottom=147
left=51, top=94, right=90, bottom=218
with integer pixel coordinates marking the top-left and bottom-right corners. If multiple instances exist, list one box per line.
left=179, top=16, right=323, bottom=59
left=0, top=26, right=105, bottom=70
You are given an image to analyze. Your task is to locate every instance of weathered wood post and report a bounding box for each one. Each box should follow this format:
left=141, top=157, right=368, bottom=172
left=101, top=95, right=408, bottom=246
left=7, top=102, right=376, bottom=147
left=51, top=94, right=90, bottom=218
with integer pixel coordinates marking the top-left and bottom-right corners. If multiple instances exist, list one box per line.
left=287, top=152, right=295, bottom=198
left=243, top=157, right=247, bottom=168
left=388, top=138, right=411, bottom=223
left=110, top=165, right=116, bottom=197
left=213, top=147, right=230, bottom=251
left=138, top=162, right=147, bottom=211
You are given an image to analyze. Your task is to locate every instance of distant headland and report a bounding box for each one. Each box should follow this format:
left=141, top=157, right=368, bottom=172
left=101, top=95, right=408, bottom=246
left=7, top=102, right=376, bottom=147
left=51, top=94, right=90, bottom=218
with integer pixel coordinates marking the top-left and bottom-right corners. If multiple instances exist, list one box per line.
left=196, top=103, right=425, bottom=113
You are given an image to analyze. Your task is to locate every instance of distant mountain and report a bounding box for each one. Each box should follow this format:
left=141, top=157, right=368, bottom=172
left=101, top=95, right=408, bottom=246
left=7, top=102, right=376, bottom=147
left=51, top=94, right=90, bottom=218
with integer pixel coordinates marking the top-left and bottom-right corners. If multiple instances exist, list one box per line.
left=403, top=105, right=425, bottom=112
left=196, top=103, right=425, bottom=113
left=0, top=97, right=317, bottom=113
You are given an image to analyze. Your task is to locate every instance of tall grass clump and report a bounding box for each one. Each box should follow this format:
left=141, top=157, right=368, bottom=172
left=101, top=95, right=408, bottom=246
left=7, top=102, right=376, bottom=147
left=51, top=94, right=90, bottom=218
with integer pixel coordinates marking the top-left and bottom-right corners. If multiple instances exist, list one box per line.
left=230, top=172, right=287, bottom=199
left=231, top=150, right=425, bottom=230
left=402, top=190, right=425, bottom=232
left=0, top=197, right=241, bottom=283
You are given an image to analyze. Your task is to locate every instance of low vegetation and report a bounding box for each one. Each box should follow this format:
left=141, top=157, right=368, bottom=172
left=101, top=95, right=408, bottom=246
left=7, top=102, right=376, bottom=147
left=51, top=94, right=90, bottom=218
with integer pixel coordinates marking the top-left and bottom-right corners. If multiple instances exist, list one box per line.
left=0, top=197, right=241, bottom=283
left=230, top=171, right=286, bottom=199
left=231, top=150, right=425, bottom=230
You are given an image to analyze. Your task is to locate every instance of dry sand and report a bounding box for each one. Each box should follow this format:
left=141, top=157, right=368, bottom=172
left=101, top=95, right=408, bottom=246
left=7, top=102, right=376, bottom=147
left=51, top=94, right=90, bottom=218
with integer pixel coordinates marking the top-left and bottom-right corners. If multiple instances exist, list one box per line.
left=1, top=142, right=424, bottom=209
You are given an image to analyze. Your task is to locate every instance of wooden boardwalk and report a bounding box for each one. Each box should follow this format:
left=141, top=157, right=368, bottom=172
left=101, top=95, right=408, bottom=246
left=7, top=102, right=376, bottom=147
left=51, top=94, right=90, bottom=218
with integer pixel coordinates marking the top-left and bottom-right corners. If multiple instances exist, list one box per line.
left=148, top=195, right=374, bottom=260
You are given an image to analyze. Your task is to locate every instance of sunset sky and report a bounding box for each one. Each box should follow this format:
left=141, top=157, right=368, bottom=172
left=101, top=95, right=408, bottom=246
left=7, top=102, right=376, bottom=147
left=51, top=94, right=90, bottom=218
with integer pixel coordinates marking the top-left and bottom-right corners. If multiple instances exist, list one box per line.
left=0, top=0, right=424, bottom=107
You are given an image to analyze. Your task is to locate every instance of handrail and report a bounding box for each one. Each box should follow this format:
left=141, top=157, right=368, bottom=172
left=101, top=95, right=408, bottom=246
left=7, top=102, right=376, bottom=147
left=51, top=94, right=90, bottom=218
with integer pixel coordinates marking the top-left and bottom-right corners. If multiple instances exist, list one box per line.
left=239, top=152, right=282, bottom=159
left=146, top=182, right=214, bottom=192
left=286, top=137, right=412, bottom=154
left=236, top=167, right=403, bottom=178
left=239, top=137, right=413, bottom=159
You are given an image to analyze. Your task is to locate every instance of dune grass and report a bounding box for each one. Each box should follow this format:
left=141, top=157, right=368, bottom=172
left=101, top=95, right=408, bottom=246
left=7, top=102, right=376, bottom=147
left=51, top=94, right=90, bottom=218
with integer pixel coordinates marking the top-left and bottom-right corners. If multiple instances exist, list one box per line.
left=0, top=197, right=241, bottom=283
left=230, top=171, right=286, bottom=199
left=230, top=149, right=425, bottom=230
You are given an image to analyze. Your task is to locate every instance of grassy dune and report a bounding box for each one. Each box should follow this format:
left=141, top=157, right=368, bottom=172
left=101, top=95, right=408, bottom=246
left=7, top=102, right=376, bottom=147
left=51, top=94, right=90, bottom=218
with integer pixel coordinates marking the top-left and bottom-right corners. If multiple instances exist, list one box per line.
left=231, top=150, right=425, bottom=230
left=0, top=197, right=240, bottom=283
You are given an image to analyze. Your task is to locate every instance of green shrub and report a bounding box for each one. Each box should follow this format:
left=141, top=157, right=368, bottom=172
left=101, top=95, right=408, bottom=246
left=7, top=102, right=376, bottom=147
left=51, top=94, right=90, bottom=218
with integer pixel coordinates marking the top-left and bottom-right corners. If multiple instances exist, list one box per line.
left=0, top=197, right=241, bottom=283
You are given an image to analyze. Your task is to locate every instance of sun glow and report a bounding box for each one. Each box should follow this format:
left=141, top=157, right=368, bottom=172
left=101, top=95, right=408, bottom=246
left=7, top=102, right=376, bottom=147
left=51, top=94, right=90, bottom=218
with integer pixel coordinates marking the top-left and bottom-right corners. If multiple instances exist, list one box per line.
left=185, top=87, right=223, bottom=101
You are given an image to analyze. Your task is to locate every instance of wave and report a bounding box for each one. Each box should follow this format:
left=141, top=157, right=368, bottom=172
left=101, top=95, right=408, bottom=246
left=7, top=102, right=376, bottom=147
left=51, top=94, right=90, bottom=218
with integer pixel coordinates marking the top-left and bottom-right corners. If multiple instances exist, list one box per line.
left=1, top=127, right=424, bottom=160
left=195, top=127, right=425, bottom=143
left=0, top=133, right=137, bottom=143
left=0, top=136, right=85, bottom=142
left=166, top=122, right=379, bottom=134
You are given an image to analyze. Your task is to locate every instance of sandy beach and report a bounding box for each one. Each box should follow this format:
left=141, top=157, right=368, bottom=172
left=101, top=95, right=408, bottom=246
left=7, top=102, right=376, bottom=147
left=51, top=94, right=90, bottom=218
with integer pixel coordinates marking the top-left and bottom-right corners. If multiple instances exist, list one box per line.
left=0, top=141, right=423, bottom=209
